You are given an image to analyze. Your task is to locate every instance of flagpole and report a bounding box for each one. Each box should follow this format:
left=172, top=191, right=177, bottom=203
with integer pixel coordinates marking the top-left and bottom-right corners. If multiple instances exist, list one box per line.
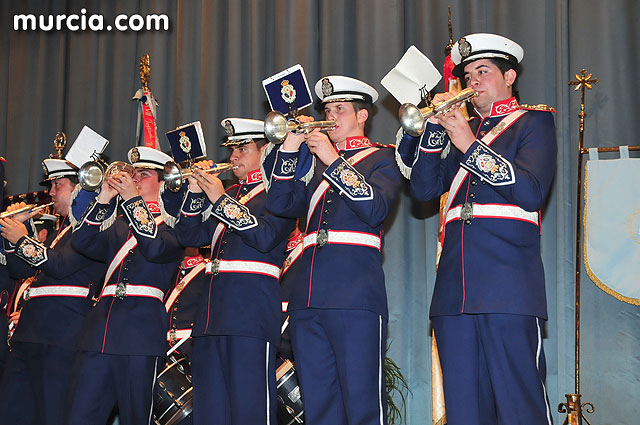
left=558, top=68, right=598, bottom=425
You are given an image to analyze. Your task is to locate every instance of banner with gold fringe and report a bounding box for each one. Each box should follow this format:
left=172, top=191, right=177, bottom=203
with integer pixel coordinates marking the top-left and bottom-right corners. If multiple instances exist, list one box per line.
left=584, top=146, right=640, bottom=305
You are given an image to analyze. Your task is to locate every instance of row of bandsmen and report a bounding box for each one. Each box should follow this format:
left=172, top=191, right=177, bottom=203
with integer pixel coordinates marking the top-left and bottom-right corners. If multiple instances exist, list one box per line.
left=0, top=32, right=557, bottom=425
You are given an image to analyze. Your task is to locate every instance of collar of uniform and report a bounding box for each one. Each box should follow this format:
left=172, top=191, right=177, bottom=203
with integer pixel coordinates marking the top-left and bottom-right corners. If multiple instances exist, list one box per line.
left=484, top=96, right=519, bottom=117
left=240, top=169, right=262, bottom=185
left=146, top=201, right=161, bottom=215
left=338, top=136, right=373, bottom=151
left=286, top=230, right=303, bottom=251
left=183, top=255, right=204, bottom=269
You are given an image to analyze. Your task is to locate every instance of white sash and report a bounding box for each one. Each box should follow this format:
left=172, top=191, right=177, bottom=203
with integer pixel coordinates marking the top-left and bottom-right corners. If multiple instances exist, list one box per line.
left=103, top=215, right=164, bottom=287
left=306, top=147, right=379, bottom=229
left=442, top=110, right=527, bottom=242
left=164, top=262, right=206, bottom=312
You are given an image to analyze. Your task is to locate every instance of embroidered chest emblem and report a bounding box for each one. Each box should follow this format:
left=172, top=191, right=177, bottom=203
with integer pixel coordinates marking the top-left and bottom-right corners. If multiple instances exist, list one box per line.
left=340, top=169, right=360, bottom=187
left=223, top=203, right=242, bottom=219
left=133, top=205, right=150, bottom=225
left=476, top=154, right=498, bottom=173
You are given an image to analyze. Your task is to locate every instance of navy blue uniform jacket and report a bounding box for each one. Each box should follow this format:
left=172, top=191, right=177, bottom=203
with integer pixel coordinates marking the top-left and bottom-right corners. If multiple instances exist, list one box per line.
left=172, top=173, right=294, bottom=346
left=265, top=138, right=403, bottom=318
left=71, top=196, right=183, bottom=356
left=403, top=99, right=557, bottom=319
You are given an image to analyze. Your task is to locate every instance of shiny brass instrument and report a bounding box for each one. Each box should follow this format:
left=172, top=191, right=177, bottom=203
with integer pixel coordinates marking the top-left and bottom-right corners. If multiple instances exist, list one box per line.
left=264, top=111, right=336, bottom=144
left=163, top=161, right=237, bottom=193
left=0, top=202, right=54, bottom=219
left=398, top=88, right=478, bottom=137
left=78, top=160, right=135, bottom=191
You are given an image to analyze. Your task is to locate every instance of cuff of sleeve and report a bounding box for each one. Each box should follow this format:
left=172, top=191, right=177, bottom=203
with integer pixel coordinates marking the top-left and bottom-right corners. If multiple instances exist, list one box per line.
left=272, top=150, right=299, bottom=180
left=181, top=190, right=208, bottom=217
left=122, top=197, right=158, bottom=238
left=418, top=122, right=447, bottom=153
left=211, top=194, right=258, bottom=231
left=460, top=140, right=516, bottom=186
left=82, top=199, right=117, bottom=226
left=322, top=157, right=373, bottom=201
left=15, top=235, right=47, bottom=267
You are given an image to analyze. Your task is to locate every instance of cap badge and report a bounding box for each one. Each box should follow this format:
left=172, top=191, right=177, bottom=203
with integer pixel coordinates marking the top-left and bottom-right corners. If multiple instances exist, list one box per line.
left=130, top=148, right=140, bottom=163
left=458, top=37, right=471, bottom=59
left=179, top=131, right=192, bottom=153
left=280, top=79, right=297, bottom=104
left=321, top=78, right=334, bottom=97
left=224, top=120, right=235, bottom=137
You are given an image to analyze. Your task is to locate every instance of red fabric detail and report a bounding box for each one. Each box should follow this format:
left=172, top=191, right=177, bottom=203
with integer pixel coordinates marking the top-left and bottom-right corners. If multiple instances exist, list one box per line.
left=140, top=90, right=159, bottom=149
left=184, top=255, right=204, bottom=269
left=443, top=54, right=455, bottom=92
left=341, top=137, right=372, bottom=150
left=286, top=230, right=303, bottom=251
left=245, top=169, right=262, bottom=184
left=490, top=97, right=519, bottom=116
left=146, top=201, right=160, bottom=214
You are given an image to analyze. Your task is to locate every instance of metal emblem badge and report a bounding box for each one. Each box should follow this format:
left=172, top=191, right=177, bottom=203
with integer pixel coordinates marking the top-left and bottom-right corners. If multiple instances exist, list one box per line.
left=458, top=37, right=471, bottom=58
left=224, top=120, right=235, bottom=137
left=206, top=258, right=220, bottom=275
left=23, top=287, right=31, bottom=301
left=179, top=131, right=192, bottom=153
left=460, top=202, right=474, bottom=221
left=321, top=78, right=334, bottom=98
left=130, top=148, right=140, bottom=163
left=316, top=229, right=329, bottom=247
left=280, top=79, right=297, bottom=104
left=115, top=282, right=127, bottom=299
left=169, top=328, right=177, bottom=342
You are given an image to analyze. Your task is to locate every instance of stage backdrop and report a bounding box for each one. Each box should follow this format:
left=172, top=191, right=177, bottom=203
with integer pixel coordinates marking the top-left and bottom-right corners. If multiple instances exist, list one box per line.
left=1, top=1, right=639, bottom=424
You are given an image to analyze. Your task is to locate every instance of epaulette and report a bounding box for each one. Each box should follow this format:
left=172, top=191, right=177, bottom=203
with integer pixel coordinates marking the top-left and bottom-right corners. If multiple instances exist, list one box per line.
left=373, top=142, right=395, bottom=149
left=519, top=104, right=557, bottom=113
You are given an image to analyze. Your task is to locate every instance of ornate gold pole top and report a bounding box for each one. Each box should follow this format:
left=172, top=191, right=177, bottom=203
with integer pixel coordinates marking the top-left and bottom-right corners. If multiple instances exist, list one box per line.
left=51, top=131, right=66, bottom=159
left=140, top=54, right=151, bottom=90
left=568, top=69, right=598, bottom=152
left=445, top=6, right=454, bottom=55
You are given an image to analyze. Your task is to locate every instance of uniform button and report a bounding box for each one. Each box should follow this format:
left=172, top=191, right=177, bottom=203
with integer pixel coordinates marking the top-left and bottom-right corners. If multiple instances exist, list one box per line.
left=190, top=322, right=194, bottom=326
left=484, top=121, right=490, bottom=126
left=123, top=267, right=128, bottom=271
left=173, top=307, right=178, bottom=312
left=471, top=180, right=477, bottom=186
left=222, top=240, right=227, bottom=245
left=469, top=193, right=476, bottom=199
left=219, top=250, right=224, bottom=255
left=172, top=316, right=177, bottom=320
left=323, top=209, right=329, bottom=214
left=321, top=220, right=327, bottom=225
left=465, top=219, right=471, bottom=225
left=479, top=131, right=486, bottom=137
left=328, top=189, right=334, bottom=194
left=129, top=249, right=134, bottom=254
left=326, top=198, right=332, bottom=204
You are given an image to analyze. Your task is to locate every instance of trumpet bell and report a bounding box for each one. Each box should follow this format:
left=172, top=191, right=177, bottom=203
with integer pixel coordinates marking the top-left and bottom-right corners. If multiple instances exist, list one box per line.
left=398, top=103, right=427, bottom=137
left=264, top=111, right=289, bottom=144
left=78, top=161, right=105, bottom=191
left=163, top=161, right=184, bottom=193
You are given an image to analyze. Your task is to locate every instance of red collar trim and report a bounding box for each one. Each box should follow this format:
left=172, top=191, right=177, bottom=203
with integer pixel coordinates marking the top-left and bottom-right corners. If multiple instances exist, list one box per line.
left=488, top=97, right=519, bottom=116
left=146, top=201, right=160, bottom=214
left=183, top=255, right=204, bottom=269
left=242, top=169, right=262, bottom=184
left=339, top=136, right=373, bottom=151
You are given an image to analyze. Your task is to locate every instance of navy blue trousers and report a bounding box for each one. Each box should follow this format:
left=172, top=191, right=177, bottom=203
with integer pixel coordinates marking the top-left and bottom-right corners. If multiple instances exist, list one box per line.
left=432, top=314, right=553, bottom=425
left=0, top=341, right=75, bottom=425
left=65, top=351, right=160, bottom=425
left=290, top=308, right=387, bottom=425
left=191, top=335, right=277, bottom=425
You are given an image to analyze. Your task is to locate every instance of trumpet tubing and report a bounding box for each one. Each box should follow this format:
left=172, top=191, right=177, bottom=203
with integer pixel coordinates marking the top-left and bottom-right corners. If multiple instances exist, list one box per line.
left=163, top=161, right=237, bottom=193
left=398, top=88, right=478, bottom=137
left=0, top=202, right=54, bottom=219
left=264, top=110, right=336, bottom=144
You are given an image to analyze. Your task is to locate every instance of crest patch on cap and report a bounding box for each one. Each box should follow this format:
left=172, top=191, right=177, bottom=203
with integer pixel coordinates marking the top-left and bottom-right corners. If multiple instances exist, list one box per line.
left=321, top=78, right=334, bottom=97
left=130, top=148, right=140, bottom=163
left=224, top=120, right=235, bottom=137
left=458, top=37, right=471, bottom=58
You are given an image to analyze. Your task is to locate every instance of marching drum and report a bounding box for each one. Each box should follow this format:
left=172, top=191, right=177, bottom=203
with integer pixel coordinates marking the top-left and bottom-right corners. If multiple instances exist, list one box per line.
left=154, top=354, right=193, bottom=425
left=276, top=359, right=305, bottom=425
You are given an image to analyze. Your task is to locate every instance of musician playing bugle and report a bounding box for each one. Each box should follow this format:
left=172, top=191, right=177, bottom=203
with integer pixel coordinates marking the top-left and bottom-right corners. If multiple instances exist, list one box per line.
left=0, top=154, right=106, bottom=425
left=164, top=118, right=295, bottom=425
left=262, top=75, right=403, bottom=425
left=396, top=33, right=557, bottom=425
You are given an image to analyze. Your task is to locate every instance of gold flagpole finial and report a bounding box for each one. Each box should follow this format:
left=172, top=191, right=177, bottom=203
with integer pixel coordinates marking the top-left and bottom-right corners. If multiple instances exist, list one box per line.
left=568, top=69, right=598, bottom=151
left=140, top=54, right=151, bottom=90
left=445, top=6, right=454, bottom=55
left=51, top=131, right=66, bottom=159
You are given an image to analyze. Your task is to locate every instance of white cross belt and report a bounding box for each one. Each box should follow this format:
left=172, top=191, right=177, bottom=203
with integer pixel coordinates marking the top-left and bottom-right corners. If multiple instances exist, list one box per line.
left=445, top=203, right=539, bottom=226
left=303, top=230, right=381, bottom=250
left=207, top=259, right=281, bottom=279
left=24, top=285, right=90, bottom=300
left=101, top=284, right=165, bottom=301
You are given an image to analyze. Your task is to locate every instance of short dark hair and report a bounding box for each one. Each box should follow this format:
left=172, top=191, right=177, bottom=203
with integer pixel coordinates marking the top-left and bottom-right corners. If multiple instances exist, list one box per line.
left=253, top=138, right=268, bottom=149
left=466, top=57, right=520, bottom=102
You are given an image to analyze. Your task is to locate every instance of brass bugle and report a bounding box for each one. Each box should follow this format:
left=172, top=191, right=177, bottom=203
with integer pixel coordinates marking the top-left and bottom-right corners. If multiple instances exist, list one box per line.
left=163, top=161, right=237, bottom=193
left=398, top=88, right=478, bottom=137
left=78, top=160, right=135, bottom=192
left=264, top=110, right=336, bottom=144
left=0, top=202, right=54, bottom=219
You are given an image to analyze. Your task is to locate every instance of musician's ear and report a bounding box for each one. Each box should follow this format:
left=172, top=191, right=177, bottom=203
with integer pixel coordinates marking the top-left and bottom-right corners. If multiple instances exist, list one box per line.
left=504, top=69, right=517, bottom=87
left=356, top=108, right=368, bottom=124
